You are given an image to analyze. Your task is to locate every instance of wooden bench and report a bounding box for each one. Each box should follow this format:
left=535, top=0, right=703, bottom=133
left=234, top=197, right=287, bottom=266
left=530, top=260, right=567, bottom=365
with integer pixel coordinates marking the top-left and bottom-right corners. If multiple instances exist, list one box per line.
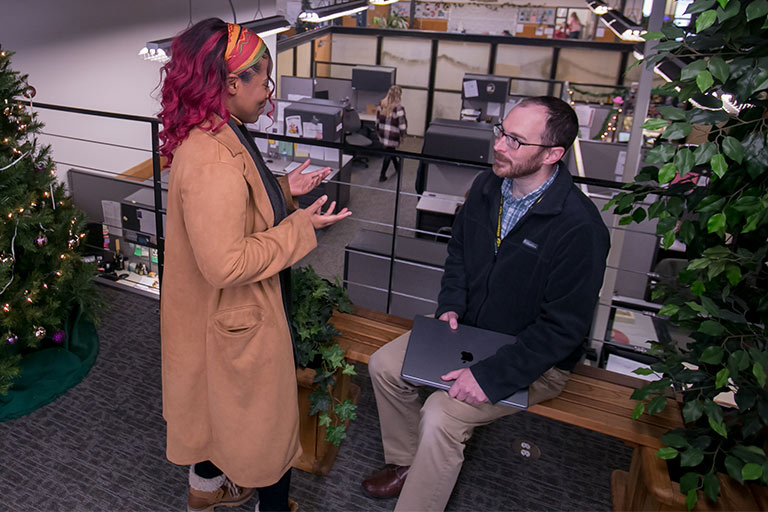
left=331, top=307, right=691, bottom=511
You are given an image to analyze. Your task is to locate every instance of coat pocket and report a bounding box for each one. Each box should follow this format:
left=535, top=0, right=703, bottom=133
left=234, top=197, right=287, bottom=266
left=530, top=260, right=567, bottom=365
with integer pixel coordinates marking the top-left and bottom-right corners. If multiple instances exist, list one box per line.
left=212, top=304, right=264, bottom=339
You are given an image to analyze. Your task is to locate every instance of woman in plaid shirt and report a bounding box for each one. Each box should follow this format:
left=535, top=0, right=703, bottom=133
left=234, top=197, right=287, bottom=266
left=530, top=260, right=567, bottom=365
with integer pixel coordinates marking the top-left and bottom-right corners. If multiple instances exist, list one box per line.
left=375, top=85, right=407, bottom=182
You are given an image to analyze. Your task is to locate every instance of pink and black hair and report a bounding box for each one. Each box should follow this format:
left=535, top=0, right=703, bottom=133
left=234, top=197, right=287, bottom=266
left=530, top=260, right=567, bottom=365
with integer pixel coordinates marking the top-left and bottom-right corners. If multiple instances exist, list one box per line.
left=157, top=18, right=274, bottom=166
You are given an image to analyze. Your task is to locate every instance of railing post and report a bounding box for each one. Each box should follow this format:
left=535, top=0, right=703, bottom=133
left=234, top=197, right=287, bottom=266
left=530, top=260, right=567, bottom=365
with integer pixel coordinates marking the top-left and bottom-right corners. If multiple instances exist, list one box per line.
left=151, top=121, right=165, bottom=283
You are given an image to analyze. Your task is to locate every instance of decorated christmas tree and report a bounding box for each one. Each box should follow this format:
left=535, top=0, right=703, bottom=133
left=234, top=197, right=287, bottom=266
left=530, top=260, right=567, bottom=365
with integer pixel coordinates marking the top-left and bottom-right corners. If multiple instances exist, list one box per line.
left=0, top=45, right=100, bottom=414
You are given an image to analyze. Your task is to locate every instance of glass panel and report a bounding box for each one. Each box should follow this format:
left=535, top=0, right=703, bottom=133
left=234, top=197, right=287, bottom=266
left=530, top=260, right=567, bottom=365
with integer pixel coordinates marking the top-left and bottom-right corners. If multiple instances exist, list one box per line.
left=331, top=34, right=377, bottom=65
left=556, top=48, right=622, bottom=85
left=381, top=37, right=431, bottom=88
left=330, top=64, right=353, bottom=80
left=401, top=88, right=428, bottom=137
left=296, top=42, right=312, bottom=78
left=435, top=41, right=490, bottom=91
left=276, top=50, right=294, bottom=98
left=495, top=45, right=552, bottom=81
left=432, top=91, right=461, bottom=121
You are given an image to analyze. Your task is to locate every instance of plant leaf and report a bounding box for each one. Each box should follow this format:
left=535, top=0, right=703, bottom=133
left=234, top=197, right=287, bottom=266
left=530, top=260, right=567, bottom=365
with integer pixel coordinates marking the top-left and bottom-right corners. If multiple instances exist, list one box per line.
left=683, top=400, right=705, bottom=423
left=661, top=432, right=688, bottom=448
left=696, top=70, right=714, bottom=92
left=680, top=471, right=700, bottom=493
left=681, top=59, right=709, bottom=81
left=708, top=416, right=728, bottom=438
left=693, top=141, right=717, bottom=165
left=657, top=446, right=679, bottom=459
left=696, top=9, right=718, bottom=31
left=643, top=118, right=669, bottom=130
left=725, top=455, right=745, bottom=483
left=662, top=122, right=692, bottom=140
left=681, top=447, right=705, bottom=467
left=708, top=56, right=730, bottom=83
left=701, top=345, right=724, bottom=364
left=658, top=105, right=689, bottom=121
left=743, top=463, right=763, bottom=480
left=648, top=395, right=668, bottom=414
left=632, top=401, right=646, bottom=419
left=643, top=31, right=666, bottom=40
left=753, top=362, right=767, bottom=387
left=710, top=153, right=728, bottom=178
left=675, top=148, right=696, bottom=174
left=746, top=0, right=768, bottom=20
left=686, top=0, right=716, bottom=14
left=715, top=367, right=730, bottom=389
left=722, top=136, right=744, bottom=164
left=658, top=162, right=678, bottom=184
left=707, top=212, right=726, bottom=235
left=703, top=472, right=721, bottom=501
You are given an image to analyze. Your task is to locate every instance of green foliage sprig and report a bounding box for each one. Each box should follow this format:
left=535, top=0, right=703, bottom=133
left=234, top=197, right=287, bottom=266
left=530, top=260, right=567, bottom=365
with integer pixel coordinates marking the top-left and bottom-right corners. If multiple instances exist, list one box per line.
left=290, top=265, right=356, bottom=446
left=607, top=0, right=768, bottom=507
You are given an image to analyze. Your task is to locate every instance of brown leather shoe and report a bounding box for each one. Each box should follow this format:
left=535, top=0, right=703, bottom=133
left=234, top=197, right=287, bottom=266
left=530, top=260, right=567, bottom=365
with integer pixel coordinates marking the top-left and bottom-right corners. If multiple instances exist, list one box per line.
left=361, top=464, right=410, bottom=498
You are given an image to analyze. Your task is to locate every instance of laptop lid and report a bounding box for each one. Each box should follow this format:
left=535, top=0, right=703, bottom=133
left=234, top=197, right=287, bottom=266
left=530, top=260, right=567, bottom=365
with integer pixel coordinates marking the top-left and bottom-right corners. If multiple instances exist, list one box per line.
left=401, top=315, right=528, bottom=409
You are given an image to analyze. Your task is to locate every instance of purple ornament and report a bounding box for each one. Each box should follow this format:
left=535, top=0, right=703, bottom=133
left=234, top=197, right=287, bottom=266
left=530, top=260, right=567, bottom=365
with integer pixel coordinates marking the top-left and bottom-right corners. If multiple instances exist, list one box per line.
left=34, top=234, right=47, bottom=246
left=52, top=330, right=66, bottom=344
left=6, top=334, right=18, bottom=344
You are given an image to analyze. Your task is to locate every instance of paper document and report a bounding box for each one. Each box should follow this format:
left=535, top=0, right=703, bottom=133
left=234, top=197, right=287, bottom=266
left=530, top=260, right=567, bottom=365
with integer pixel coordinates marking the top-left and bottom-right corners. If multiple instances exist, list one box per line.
left=309, top=145, right=325, bottom=160
left=605, top=354, right=660, bottom=381
left=285, top=161, right=327, bottom=176
left=101, top=200, right=123, bottom=237
left=286, top=115, right=302, bottom=137
left=324, top=147, right=340, bottom=162
left=486, top=102, right=501, bottom=117
left=463, top=80, right=479, bottom=98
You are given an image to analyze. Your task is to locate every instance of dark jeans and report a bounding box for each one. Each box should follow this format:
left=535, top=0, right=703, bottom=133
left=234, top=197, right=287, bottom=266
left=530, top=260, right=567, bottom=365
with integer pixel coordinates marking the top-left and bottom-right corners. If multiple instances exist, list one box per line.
left=380, top=155, right=402, bottom=179
left=194, top=462, right=292, bottom=511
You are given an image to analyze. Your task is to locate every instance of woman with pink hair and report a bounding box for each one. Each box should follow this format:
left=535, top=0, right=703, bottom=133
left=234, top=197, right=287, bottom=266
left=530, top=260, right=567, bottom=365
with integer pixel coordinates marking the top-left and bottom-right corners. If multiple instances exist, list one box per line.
left=158, top=18, right=350, bottom=512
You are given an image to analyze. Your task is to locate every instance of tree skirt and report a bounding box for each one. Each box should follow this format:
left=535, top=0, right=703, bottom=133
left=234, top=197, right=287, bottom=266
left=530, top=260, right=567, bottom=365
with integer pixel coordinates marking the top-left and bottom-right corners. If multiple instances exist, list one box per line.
left=0, top=308, right=99, bottom=422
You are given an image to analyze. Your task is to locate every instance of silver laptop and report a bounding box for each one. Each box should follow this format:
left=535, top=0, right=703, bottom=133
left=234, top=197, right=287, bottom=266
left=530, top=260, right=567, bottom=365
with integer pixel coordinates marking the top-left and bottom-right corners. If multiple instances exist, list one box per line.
left=401, top=315, right=528, bottom=409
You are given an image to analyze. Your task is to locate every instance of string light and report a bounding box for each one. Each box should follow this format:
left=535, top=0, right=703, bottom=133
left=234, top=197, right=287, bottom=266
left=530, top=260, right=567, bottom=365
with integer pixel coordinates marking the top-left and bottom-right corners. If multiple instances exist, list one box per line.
left=3, top=304, right=9, bottom=312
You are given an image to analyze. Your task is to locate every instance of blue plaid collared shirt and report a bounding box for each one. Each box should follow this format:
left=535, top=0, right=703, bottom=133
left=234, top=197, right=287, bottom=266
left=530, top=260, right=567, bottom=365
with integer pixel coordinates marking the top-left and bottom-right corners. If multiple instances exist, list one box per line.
left=498, top=166, right=559, bottom=246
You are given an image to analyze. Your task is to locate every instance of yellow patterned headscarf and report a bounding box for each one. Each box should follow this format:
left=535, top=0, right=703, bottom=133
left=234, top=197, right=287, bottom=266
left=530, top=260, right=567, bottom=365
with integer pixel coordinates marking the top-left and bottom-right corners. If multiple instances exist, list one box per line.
left=224, top=23, right=267, bottom=74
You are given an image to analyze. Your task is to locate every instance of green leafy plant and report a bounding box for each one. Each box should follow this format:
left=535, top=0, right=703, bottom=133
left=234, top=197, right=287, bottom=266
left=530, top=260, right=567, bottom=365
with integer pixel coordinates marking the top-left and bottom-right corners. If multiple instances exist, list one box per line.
left=290, top=265, right=356, bottom=446
left=607, top=0, right=768, bottom=508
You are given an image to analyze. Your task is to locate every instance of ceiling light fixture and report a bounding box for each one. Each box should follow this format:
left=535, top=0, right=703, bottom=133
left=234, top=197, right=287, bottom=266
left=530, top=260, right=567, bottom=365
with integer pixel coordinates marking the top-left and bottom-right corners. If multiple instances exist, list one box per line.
left=298, top=0, right=370, bottom=23
left=370, top=0, right=400, bottom=5
left=139, top=15, right=292, bottom=63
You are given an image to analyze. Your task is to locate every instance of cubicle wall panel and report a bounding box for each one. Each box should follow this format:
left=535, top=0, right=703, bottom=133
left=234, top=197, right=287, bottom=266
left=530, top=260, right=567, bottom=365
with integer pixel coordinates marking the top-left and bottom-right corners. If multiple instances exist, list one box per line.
left=401, top=89, right=428, bottom=137
left=276, top=50, right=294, bottom=98
left=435, top=41, right=490, bottom=92
left=494, top=45, right=551, bottom=86
left=555, top=48, right=623, bottom=85
left=331, top=34, right=377, bottom=66
left=432, top=91, right=462, bottom=122
left=381, top=37, right=431, bottom=88
left=296, top=42, right=312, bottom=78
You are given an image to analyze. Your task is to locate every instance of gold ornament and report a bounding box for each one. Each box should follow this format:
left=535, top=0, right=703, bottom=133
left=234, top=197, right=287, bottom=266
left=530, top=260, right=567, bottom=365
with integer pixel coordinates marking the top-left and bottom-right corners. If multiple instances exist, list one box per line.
left=23, top=85, right=37, bottom=99
left=33, top=326, right=46, bottom=339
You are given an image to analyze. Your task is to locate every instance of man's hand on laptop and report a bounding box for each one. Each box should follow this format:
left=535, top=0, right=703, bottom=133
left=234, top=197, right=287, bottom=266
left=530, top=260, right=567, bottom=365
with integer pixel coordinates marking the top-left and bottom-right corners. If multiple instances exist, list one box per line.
left=438, top=311, right=459, bottom=330
left=441, top=368, right=488, bottom=404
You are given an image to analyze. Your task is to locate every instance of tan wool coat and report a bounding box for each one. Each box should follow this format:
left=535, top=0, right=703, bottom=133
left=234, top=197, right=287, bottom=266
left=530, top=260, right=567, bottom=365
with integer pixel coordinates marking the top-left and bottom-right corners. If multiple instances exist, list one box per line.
left=160, top=121, right=317, bottom=487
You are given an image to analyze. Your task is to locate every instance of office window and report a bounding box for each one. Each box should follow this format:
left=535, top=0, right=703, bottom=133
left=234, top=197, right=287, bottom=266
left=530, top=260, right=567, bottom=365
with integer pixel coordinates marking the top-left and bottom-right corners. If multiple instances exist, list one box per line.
left=556, top=48, right=622, bottom=85
left=331, top=34, right=377, bottom=66
left=296, top=42, right=312, bottom=78
left=495, top=45, right=552, bottom=85
left=435, top=41, right=490, bottom=91
left=381, top=37, right=431, bottom=89
left=432, top=91, right=462, bottom=121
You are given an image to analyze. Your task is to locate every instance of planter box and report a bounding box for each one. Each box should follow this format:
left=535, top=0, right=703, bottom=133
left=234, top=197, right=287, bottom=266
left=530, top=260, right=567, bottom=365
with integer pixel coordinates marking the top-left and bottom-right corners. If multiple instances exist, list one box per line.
left=293, top=367, right=361, bottom=476
left=612, top=446, right=768, bottom=511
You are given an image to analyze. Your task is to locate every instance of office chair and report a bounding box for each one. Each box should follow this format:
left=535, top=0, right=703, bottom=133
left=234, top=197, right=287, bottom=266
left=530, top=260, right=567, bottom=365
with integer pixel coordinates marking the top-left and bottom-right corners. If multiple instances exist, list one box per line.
left=341, top=101, right=373, bottom=168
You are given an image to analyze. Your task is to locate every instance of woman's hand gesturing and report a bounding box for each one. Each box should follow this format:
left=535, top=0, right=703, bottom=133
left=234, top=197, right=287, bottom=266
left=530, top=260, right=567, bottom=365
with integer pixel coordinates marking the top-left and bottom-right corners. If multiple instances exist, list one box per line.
left=305, top=195, right=352, bottom=230
left=287, top=159, right=331, bottom=196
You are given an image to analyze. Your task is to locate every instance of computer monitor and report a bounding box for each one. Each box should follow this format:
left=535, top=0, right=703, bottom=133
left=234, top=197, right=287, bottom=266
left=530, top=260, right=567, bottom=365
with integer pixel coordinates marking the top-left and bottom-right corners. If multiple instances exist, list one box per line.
left=462, top=74, right=509, bottom=103
left=351, top=65, right=396, bottom=92
left=283, top=99, right=343, bottom=142
left=314, top=90, right=329, bottom=100
left=423, top=119, right=495, bottom=163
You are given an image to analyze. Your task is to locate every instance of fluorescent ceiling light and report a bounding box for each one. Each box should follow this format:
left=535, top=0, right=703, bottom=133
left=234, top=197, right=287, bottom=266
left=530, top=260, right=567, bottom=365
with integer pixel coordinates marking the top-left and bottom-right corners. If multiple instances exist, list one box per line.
left=139, top=16, right=292, bottom=63
left=601, top=11, right=646, bottom=41
left=298, top=0, right=369, bottom=23
left=370, top=0, right=399, bottom=5
left=587, top=0, right=611, bottom=15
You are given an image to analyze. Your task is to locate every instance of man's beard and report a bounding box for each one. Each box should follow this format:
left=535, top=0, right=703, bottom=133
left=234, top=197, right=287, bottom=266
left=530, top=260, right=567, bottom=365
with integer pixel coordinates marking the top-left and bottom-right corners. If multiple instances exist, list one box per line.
left=492, top=150, right=544, bottom=179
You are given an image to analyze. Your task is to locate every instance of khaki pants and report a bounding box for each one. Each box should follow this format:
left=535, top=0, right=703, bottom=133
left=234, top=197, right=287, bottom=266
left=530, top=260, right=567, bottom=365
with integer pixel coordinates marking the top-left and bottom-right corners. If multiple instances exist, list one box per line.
left=369, top=331, right=571, bottom=512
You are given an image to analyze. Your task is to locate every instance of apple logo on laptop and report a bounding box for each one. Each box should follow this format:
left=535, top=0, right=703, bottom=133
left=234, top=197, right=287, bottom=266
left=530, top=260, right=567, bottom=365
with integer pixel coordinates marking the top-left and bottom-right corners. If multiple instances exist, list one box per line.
left=460, top=351, right=474, bottom=363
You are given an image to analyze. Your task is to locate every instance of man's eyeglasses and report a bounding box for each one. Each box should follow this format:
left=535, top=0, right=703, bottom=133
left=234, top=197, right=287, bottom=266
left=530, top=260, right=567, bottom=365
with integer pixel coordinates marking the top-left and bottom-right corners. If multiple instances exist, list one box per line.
left=493, top=124, right=559, bottom=151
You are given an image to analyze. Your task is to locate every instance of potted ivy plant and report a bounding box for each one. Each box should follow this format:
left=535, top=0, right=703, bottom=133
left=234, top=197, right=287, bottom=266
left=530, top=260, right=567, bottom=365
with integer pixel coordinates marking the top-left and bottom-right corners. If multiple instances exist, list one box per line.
left=290, top=265, right=357, bottom=475
left=606, top=0, right=768, bottom=508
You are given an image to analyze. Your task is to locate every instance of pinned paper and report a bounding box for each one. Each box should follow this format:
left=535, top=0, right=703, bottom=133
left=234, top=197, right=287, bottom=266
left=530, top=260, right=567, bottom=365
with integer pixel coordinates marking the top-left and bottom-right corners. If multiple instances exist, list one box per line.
left=286, top=115, right=302, bottom=137
left=324, top=147, right=340, bottom=162
left=535, top=26, right=544, bottom=36
left=516, top=24, right=524, bottom=33
left=463, top=80, right=479, bottom=98
left=486, top=102, right=501, bottom=117
left=596, top=26, right=605, bottom=37
left=295, top=144, right=310, bottom=158
left=309, top=145, right=325, bottom=160
left=303, top=121, right=323, bottom=140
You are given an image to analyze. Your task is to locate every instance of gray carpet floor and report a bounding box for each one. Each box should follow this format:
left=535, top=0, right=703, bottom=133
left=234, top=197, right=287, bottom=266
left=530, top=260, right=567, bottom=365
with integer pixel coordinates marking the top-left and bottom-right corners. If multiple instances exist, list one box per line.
left=0, top=285, right=632, bottom=511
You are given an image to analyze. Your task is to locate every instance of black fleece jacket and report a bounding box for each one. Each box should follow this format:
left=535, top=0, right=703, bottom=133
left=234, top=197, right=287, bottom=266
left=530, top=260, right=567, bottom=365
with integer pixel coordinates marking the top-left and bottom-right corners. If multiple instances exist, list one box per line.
left=435, top=165, right=610, bottom=404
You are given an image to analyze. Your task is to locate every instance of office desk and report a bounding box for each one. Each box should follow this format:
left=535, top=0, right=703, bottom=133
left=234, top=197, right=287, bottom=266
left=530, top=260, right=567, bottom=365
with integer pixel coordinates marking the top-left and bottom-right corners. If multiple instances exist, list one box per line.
left=416, top=192, right=463, bottom=241
left=359, top=113, right=376, bottom=123
left=266, top=154, right=353, bottom=209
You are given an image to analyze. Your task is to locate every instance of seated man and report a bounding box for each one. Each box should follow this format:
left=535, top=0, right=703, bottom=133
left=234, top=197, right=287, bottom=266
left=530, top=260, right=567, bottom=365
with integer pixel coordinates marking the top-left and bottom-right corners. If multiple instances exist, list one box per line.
left=361, top=96, right=611, bottom=511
